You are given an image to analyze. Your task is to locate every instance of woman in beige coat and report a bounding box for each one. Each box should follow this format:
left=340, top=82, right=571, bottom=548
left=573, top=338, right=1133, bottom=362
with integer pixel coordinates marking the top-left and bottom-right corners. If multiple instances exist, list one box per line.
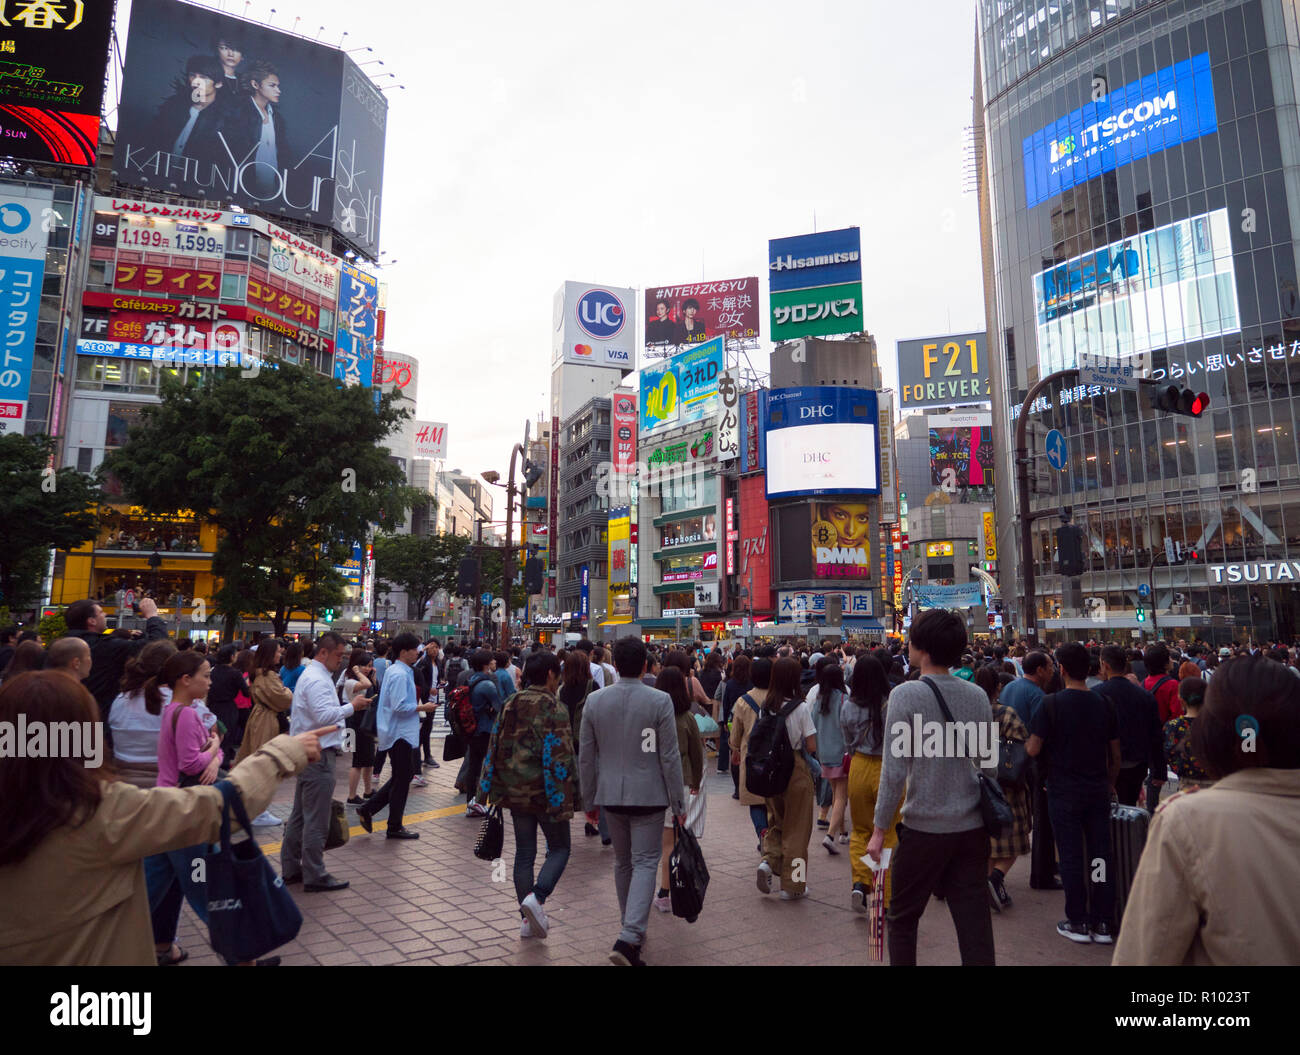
left=728, top=657, right=772, bottom=851
left=0, top=670, right=330, bottom=966
left=235, top=638, right=293, bottom=766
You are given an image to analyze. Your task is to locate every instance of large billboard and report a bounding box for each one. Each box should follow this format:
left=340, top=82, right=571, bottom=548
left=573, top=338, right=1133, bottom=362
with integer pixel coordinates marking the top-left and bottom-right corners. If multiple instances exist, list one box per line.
left=0, top=0, right=114, bottom=166
left=811, top=500, right=871, bottom=580
left=638, top=335, right=724, bottom=437
left=764, top=386, right=880, bottom=499
left=552, top=280, right=637, bottom=371
left=896, top=331, right=990, bottom=410
left=768, top=227, right=863, bottom=341
left=644, top=277, right=760, bottom=348
left=1033, top=207, right=1239, bottom=375
left=113, top=0, right=387, bottom=256
left=608, top=508, right=630, bottom=588
left=1022, top=53, right=1217, bottom=210
left=928, top=413, right=994, bottom=490
left=0, top=182, right=52, bottom=434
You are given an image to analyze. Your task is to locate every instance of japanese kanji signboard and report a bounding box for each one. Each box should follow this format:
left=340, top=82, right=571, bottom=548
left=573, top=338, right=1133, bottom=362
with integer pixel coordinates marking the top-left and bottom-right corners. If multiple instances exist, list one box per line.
left=767, top=228, right=864, bottom=342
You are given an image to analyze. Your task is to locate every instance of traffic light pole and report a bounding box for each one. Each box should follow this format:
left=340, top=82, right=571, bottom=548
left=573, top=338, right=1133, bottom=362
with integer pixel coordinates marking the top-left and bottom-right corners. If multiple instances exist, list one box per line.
left=1146, top=550, right=1168, bottom=640
left=1014, top=369, right=1079, bottom=645
left=1016, top=370, right=1168, bottom=645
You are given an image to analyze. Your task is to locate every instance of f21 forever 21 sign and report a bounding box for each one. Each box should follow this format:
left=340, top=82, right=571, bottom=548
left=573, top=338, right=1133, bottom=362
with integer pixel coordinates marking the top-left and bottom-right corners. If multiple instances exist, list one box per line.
left=112, top=0, right=387, bottom=257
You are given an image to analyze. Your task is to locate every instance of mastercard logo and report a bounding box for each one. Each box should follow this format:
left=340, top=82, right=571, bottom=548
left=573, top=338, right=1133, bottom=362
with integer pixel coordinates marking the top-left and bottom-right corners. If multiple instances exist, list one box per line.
left=574, top=344, right=593, bottom=356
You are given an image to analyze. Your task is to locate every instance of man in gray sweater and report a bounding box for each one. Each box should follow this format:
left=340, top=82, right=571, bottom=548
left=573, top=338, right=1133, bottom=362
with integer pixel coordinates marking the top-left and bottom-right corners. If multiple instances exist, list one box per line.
left=866, top=608, right=997, bottom=965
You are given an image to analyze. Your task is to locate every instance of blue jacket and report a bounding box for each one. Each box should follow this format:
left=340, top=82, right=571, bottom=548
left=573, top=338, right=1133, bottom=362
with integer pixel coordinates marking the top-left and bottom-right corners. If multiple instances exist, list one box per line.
left=470, top=673, right=502, bottom=735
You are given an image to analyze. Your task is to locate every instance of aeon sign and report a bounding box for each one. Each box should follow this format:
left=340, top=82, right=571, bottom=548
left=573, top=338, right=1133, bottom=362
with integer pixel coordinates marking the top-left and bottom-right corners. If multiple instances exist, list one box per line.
left=576, top=289, right=626, bottom=340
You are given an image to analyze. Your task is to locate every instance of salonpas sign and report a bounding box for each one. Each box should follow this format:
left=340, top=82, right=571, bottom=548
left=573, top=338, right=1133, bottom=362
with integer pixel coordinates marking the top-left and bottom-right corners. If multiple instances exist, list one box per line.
left=1210, top=561, right=1300, bottom=583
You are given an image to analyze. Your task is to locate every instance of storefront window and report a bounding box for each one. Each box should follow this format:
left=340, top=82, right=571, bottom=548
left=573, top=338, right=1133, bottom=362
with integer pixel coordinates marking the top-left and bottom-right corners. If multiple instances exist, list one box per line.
left=660, top=513, right=718, bottom=548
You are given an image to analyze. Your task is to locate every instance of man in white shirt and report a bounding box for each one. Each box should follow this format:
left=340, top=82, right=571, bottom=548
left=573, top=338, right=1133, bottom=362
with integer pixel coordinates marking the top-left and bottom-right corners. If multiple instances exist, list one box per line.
left=281, top=631, right=369, bottom=892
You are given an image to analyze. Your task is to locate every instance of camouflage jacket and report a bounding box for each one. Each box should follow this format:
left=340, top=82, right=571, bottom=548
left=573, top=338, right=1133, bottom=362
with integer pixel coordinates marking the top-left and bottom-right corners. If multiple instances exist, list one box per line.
left=478, top=686, right=575, bottom=820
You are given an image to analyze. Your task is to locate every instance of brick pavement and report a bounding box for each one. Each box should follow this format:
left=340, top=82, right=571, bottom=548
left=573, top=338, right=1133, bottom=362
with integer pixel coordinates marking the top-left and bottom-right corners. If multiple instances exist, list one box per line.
left=174, top=747, right=1113, bottom=966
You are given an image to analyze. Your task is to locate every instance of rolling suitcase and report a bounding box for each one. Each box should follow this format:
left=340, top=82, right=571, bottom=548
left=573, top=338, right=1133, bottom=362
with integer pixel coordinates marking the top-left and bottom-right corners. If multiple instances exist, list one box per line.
left=1110, top=802, right=1150, bottom=934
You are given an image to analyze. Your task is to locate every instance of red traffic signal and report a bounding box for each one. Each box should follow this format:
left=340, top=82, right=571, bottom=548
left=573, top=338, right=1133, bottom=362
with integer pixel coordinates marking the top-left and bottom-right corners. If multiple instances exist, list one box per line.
left=1152, top=385, right=1211, bottom=418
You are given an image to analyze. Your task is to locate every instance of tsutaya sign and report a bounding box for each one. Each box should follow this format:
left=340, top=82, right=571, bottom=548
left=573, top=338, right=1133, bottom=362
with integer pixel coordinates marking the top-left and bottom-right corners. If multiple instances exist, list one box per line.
left=1209, top=561, right=1300, bottom=584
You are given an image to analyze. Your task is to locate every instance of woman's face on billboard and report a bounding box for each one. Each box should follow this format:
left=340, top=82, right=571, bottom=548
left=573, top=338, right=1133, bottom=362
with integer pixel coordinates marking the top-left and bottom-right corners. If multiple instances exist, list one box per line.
left=827, top=503, right=870, bottom=546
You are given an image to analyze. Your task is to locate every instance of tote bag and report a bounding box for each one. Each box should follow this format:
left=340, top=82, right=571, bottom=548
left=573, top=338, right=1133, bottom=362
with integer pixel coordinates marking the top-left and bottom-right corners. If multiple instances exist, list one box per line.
left=206, top=780, right=303, bottom=963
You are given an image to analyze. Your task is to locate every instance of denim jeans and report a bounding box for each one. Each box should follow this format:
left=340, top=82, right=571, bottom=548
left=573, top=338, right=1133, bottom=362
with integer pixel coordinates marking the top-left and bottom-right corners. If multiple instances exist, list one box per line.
left=749, top=804, right=767, bottom=839
left=510, top=810, right=571, bottom=905
left=145, top=843, right=210, bottom=945
left=1048, top=789, right=1114, bottom=927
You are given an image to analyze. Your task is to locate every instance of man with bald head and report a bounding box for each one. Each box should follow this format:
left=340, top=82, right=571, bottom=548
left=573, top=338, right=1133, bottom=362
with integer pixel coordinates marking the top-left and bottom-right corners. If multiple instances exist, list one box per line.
left=46, top=636, right=93, bottom=682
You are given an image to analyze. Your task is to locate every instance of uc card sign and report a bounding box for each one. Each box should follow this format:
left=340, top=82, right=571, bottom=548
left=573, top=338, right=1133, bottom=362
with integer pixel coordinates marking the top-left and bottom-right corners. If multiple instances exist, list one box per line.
left=1022, top=53, right=1217, bottom=209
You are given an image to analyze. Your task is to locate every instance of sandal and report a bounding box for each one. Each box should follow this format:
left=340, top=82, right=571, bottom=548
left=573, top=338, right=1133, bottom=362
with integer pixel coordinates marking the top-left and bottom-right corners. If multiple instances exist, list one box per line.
left=157, top=943, right=188, bottom=966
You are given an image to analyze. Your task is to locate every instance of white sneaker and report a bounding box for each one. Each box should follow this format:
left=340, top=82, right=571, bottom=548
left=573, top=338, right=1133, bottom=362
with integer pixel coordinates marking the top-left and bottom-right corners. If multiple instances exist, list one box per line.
left=520, top=892, right=549, bottom=938
left=780, top=888, right=809, bottom=901
left=466, top=801, right=487, bottom=817
left=756, top=860, right=774, bottom=895
left=822, top=835, right=840, bottom=855
left=410, top=775, right=428, bottom=788
left=251, top=809, right=282, bottom=827
left=519, top=918, right=534, bottom=939
left=837, top=833, right=850, bottom=844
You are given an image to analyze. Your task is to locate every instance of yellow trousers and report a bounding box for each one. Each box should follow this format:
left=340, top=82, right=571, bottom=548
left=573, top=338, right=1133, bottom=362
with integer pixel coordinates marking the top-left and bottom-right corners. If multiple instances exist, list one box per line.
left=762, top=756, right=814, bottom=894
left=849, top=752, right=901, bottom=902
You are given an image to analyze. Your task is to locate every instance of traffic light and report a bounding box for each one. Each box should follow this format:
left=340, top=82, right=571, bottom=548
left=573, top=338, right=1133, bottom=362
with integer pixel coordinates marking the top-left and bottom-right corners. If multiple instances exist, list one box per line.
left=1136, top=606, right=1146, bottom=623
left=457, top=557, right=481, bottom=597
left=1150, top=385, right=1210, bottom=418
left=1057, top=524, right=1085, bottom=577
left=523, top=557, right=544, bottom=594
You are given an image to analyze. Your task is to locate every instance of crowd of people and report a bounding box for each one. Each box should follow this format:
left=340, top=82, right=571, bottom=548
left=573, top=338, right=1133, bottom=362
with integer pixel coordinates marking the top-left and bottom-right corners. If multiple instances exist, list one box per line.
left=0, top=599, right=1297, bottom=966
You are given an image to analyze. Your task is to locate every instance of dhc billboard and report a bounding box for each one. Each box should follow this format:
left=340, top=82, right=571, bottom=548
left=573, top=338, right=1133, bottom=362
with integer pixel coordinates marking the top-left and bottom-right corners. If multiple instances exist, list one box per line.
left=1021, top=53, right=1217, bottom=209
left=764, top=386, right=880, bottom=499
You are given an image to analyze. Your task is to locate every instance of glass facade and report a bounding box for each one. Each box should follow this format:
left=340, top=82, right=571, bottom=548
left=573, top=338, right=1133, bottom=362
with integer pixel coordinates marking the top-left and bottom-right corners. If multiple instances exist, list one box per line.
left=980, top=0, right=1300, bottom=641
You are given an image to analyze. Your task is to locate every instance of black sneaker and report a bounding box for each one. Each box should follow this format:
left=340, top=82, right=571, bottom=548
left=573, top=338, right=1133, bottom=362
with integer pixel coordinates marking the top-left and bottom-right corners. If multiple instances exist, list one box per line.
left=609, top=940, right=644, bottom=967
left=1090, top=922, right=1113, bottom=944
left=1057, top=920, right=1092, bottom=943
left=851, top=882, right=868, bottom=915
left=987, top=875, right=1002, bottom=913
left=991, top=869, right=1012, bottom=909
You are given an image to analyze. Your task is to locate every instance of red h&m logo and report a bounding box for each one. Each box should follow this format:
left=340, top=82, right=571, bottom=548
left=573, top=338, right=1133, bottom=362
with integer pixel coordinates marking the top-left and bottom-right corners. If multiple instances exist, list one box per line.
left=416, top=424, right=444, bottom=446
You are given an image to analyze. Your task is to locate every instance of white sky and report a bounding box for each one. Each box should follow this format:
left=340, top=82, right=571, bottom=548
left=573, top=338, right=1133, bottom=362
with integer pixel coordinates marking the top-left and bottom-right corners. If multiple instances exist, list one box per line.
left=111, top=0, right=987, bottom=502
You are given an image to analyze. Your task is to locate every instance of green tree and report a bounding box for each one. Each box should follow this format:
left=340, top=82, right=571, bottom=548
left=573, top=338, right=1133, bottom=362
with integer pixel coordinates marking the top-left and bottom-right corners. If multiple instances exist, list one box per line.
left=373, top=529, right=476, bottom=621
left=0, top=434, right=99, bottom=612
left=37, top=610, right=67, bottom=646
left=102, top=364, right=419, bottom=639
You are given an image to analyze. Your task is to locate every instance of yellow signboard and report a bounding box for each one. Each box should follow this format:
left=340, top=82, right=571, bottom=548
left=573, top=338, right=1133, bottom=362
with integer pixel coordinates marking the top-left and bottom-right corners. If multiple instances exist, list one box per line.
left=983, top=511, right=997, bottom=560
left=925, top=540, right=953, bottom=558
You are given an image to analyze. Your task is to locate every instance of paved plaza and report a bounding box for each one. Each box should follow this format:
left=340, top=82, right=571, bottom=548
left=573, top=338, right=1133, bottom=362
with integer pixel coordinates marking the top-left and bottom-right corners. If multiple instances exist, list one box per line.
left=175, top=746, right=1111, bottom=967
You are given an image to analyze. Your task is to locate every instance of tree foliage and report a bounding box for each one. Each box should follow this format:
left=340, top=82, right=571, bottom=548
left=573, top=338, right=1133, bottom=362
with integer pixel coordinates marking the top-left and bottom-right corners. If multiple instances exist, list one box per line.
left=0, top=434, right=99, bottom=612
left=102, top=364, right=419, bottom=638
left=372, top=530, right=470, bottom=620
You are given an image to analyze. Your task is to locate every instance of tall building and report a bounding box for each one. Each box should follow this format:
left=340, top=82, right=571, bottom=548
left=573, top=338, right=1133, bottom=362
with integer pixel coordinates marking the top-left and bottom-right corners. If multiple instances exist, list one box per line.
left=977, top=0, right=1300, bottom=642
left=556, top=395, right=612, bottom=629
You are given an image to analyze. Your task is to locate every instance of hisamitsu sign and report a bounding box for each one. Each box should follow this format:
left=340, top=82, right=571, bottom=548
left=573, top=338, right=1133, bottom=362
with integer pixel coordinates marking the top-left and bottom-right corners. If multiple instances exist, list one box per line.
left=1021, top=53, right=1217, bottom=209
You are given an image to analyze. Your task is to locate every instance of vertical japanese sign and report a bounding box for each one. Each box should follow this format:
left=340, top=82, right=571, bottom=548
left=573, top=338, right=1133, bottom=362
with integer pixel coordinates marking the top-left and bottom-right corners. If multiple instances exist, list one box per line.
left=548, top=415, right=559, bottom=599
left=725, top=495, right=737, bottom=576
left=612, top=392, right=637, bottom=475
left=742, top=388, right=760, bottom=469
left=333, top=263, right=377, bottom=388
left=717, top=368, right=739, bottom=463
left=580, top=564, right=589, bottom=620
left=983, top=510, right=998, bottom=560
left=0, top=183, right=52, bottom=435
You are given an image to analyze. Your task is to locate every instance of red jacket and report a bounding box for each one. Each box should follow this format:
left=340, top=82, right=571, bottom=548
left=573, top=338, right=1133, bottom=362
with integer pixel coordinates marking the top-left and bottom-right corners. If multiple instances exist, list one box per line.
left=1144, top=673, right=1184, bottom=723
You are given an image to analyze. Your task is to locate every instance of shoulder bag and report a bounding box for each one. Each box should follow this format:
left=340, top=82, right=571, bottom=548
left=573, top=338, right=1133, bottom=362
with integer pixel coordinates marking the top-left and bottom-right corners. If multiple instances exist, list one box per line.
left=206, top=780, right=303, bottom=963
left=994, top=706, right=1030, bottom=787
left=473, top=710, right=506, bottom=860
left=921, top=677, right=1011, bottom=837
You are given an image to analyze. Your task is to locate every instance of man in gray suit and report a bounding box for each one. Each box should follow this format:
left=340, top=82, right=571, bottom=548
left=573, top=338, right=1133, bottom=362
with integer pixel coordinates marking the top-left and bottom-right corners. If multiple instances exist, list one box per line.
left=580, top=636, right=685, bottom=966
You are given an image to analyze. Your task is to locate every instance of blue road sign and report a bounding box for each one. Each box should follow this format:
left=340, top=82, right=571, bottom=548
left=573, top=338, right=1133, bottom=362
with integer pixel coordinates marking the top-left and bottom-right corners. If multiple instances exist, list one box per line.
left=481, top=592, right=492, bottom=605
left=1045, top=429, right=1068, bottom=471
left=1137, top=583, right=1151, bottom=598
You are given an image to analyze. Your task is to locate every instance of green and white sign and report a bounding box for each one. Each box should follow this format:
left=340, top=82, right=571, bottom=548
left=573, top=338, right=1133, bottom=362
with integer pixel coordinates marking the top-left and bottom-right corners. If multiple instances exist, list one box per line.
left=770, top=280, right=864, bottom=341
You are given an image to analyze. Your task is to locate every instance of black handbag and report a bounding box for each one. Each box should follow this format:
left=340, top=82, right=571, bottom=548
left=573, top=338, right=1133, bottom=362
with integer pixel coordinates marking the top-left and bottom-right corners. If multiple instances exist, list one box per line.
left=206, top=780, right=303, bottom=963
left=997, top=729, right=1030, bottom=787
left=668, top=818, right=710, bottom=923
left=922, top=678, right=1012, bottom=837
left=473, top=804, right=504, bottom=860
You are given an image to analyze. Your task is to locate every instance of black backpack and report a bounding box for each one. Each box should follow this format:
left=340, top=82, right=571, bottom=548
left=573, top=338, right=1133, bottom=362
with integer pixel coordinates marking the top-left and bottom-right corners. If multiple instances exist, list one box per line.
left=744, top=698, right=802, bottom=798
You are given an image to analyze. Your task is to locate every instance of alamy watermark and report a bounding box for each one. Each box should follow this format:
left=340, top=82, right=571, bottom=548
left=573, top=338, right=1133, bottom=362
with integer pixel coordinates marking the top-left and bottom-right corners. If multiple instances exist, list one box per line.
left=889, top=716, right=1000, bottom=769
left=0, top=717, right=104, bottom=769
